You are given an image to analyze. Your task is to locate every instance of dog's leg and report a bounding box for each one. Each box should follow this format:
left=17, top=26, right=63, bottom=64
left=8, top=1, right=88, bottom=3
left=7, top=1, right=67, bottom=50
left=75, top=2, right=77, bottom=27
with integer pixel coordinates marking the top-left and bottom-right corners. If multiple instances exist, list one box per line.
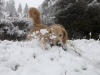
left=39, top=39, right=50, bottom=50
left=39, top=43, right=49, bottom=50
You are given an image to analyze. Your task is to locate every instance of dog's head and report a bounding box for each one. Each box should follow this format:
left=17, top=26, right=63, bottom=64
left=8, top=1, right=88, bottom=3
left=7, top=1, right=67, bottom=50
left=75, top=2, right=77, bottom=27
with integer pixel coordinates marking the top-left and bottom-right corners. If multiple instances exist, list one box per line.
left=48, top=24, right=68, bottom=47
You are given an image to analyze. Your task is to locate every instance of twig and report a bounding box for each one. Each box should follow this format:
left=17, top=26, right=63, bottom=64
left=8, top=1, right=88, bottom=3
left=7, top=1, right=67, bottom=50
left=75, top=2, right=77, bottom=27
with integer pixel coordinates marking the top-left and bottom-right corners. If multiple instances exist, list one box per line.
left=68, top=40, right=82, bottom=56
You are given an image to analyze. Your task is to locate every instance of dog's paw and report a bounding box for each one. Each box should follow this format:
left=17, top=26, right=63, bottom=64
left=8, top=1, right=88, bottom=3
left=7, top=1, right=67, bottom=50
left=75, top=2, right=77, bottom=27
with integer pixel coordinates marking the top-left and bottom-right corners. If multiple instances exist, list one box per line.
left=62, top=46, right=67, bottom=51
left=43, top=46, right=49, bottom=50
left=62, top=44, right=67, bottom=51
left=39, top=43, right=50, bottom=50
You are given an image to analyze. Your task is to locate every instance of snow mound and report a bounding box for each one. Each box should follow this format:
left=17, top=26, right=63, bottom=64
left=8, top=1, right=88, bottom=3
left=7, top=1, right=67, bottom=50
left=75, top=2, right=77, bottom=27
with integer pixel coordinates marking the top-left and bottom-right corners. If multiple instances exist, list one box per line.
left=0, top=39, right=100, bottom=75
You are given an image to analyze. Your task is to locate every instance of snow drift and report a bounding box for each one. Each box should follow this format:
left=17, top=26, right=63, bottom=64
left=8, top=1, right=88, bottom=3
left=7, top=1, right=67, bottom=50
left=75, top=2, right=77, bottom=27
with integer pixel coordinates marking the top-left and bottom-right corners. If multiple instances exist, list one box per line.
left=0, top=39, right=100, bottom=75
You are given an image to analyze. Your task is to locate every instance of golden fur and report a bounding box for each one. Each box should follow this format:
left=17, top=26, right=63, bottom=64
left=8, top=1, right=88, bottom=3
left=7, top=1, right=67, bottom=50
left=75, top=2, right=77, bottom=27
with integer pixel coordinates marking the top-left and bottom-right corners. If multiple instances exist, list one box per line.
left=26, top=7, right=68, bottom=50
left=48, top=24, right=68, bottom=50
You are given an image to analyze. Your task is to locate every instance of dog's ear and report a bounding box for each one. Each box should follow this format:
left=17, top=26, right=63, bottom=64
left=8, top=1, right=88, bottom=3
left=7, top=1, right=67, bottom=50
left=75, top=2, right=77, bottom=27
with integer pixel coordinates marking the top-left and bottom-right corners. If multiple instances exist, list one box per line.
left=62, top=29, right=68, bottom=44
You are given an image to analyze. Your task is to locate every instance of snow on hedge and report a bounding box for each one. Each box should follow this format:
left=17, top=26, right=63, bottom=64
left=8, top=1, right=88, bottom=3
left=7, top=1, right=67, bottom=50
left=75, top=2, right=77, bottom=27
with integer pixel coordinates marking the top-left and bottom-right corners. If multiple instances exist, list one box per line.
left=0, top=20, right=32, bottom=40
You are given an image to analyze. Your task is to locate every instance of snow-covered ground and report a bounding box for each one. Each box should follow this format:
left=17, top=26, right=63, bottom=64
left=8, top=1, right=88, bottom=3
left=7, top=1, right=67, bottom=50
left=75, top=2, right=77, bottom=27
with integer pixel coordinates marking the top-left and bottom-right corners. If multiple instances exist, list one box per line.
left=0, top=39, right=100, bottom=75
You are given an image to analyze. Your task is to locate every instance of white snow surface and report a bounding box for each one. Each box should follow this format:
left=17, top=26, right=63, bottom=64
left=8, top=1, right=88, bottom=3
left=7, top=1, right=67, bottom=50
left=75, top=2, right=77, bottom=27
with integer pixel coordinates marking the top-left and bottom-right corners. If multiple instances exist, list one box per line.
left=0, top=39, right=100, bottom=75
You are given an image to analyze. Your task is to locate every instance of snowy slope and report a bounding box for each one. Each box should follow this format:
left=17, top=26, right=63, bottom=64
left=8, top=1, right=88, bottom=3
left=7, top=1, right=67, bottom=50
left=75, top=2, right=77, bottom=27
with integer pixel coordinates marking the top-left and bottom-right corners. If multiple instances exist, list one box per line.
left=0, top=39, right=100, bottom=75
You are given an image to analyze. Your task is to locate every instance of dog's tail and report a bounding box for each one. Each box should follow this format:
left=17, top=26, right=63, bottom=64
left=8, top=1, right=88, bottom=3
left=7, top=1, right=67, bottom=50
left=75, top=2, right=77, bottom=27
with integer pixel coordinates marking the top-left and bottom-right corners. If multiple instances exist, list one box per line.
left=29, top=7, right=41, bottom=26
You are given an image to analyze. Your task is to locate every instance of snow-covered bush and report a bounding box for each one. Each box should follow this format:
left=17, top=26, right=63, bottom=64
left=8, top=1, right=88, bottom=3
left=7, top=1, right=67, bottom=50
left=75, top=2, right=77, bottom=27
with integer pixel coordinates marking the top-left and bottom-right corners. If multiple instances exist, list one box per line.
left=0, top=20, right=32, bottom=41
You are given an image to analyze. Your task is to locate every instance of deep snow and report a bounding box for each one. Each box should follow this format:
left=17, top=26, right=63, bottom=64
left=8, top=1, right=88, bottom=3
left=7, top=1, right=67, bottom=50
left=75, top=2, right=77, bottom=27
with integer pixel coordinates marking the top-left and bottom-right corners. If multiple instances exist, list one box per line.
left=0, top=39, right=100, bottom=75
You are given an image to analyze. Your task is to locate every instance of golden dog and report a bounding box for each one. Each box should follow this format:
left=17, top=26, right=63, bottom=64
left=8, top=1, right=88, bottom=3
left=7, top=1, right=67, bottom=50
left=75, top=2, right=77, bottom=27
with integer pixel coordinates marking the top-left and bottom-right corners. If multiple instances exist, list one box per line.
left=26, top=7, right=49, bottom=49
left=26, top=7, right=68, bottom=50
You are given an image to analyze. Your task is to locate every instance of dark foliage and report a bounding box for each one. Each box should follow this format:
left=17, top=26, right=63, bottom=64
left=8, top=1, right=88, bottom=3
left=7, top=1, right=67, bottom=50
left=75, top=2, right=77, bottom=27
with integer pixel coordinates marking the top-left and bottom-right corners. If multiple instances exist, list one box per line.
left=97, top=0, right=100, bottom=2
left=55, top=1, right=100, bottom=40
